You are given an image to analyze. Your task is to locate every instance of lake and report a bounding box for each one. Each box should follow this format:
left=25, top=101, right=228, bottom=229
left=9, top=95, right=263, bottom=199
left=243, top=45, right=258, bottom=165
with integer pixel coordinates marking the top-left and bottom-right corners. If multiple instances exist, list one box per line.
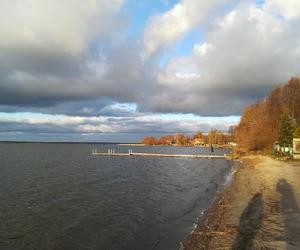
left=0, top=143, right=232, bottom=250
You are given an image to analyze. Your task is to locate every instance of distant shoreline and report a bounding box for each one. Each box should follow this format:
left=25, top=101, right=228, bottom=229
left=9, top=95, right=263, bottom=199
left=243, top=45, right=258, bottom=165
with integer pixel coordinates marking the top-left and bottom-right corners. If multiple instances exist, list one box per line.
left=118, top=143, right=232, bottom=149
left=0, top=141, right=233, bottom=150
left=117, top=143, right=146, bottom=146
left=0, top=141, right=127, bottom=144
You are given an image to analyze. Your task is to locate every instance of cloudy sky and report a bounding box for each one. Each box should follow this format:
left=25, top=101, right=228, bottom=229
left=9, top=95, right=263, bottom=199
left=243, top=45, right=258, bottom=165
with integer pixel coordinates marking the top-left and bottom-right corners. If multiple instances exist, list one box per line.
left=0, top=0, right=300, bottom=142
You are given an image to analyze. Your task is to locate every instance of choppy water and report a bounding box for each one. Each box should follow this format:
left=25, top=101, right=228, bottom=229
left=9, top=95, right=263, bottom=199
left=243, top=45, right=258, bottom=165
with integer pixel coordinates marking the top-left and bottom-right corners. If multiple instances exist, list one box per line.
left=0, top=143, right=232, bottom=250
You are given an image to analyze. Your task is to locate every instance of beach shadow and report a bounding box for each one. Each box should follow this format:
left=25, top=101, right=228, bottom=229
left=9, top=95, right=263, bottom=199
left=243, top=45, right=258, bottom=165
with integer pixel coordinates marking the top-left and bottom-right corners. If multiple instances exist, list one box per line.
left=277, top=179, right=299, bottom=212
left=277, top=179, right=300, bottom=248
left=231, top=193, right=263, bottom=250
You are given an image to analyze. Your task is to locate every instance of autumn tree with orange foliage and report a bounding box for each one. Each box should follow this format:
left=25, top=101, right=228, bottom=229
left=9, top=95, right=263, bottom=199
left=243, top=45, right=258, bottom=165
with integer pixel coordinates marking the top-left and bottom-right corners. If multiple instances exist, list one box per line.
left=142, top=131, right=234, bottom=147
left=142, top=136, right=157, bottom=145
left=235, top=78, right=300, bottom=152
left=158, top=135, right=175, bottom=145
left=174, top=133, right=190, bottom=146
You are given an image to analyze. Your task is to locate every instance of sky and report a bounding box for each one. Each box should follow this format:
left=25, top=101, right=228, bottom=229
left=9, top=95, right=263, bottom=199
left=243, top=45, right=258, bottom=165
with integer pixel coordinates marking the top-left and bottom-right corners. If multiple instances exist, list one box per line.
left=0, top=0, right=300, bottom=142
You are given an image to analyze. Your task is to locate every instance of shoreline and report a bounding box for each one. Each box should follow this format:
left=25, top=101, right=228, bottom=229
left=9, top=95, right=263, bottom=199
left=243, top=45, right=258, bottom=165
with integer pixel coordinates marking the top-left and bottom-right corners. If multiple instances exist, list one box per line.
left=177, top=158, right=239, bottom=249
left=118, top=143, right=232, bottom=149
left=183, top=155, right=300, bottom=249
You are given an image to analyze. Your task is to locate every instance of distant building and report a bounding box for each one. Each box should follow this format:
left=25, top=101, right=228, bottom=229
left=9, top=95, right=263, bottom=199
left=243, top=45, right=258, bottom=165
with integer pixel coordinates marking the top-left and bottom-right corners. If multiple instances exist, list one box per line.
left=228, top=142, right=237, bottom=146
left=293, top=138, right=300, bottom=159
left=192, top=138, right=205, bottom=146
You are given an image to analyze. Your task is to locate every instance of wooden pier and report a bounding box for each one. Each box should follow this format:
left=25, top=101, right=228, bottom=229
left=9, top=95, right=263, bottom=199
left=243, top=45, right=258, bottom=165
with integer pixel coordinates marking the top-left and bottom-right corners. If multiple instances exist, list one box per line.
left=91, top=149, right=226, bottom=159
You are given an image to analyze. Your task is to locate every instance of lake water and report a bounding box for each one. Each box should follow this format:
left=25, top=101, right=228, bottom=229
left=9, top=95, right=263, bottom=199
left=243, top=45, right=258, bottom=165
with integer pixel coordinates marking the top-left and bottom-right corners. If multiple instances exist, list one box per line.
left=0, top=143, right=232, bottom=250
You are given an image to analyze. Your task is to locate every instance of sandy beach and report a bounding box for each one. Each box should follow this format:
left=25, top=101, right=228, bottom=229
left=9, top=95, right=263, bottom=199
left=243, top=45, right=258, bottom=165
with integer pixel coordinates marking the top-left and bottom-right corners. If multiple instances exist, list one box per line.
left=183, top=155, right=300, bottom=249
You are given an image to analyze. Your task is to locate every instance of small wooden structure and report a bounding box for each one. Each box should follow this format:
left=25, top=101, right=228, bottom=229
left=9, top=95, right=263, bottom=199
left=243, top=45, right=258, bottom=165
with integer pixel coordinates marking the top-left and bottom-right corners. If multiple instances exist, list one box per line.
left=293, top=138, right=300, bottom=160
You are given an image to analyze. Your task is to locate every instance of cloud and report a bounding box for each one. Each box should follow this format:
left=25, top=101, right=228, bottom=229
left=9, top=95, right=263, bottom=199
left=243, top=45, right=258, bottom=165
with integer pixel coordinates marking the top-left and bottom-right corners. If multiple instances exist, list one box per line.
left=142, top=0, right=230, bottom=58
left=0, top=0, right=300, bottom=125
left=0, top=0, right=124, bottom=53
left=0, top=0, right=143, bottom=108
left=264, top=0, right=300, bottom=19
left=146, top=1, right=300, bottom=115
left=0, top=112, right=239, bottom=140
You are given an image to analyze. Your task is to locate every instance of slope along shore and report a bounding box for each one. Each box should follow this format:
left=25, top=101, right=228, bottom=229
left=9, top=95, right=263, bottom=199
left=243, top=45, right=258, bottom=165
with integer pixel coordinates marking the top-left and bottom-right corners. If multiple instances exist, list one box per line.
left=183, top=155, right=300, bottom=249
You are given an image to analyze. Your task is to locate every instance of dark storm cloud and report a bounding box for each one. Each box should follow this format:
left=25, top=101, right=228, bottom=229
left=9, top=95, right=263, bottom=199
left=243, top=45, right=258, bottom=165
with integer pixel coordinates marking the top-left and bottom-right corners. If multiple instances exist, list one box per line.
left=0, top=39, right=144, bottom=107
left=145, top=84, right=272, bottom=116
left=0, top=0, right=143, bottom=110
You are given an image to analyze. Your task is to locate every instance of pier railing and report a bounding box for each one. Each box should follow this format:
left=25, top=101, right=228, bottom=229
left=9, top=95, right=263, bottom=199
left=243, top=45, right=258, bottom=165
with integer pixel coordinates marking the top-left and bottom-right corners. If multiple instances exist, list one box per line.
left=91, top=148, right=226, bottom=159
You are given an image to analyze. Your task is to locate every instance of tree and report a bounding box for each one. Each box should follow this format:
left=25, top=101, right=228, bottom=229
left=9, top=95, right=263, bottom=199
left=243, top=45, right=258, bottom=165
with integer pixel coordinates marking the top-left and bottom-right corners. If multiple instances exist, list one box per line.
left=278, top=112, right=296, bottom=146
left=227, top=125, right=237, bottom=143
left=282, top=78, right=300, bottom=123
left=235, top=102, right=271, bottom=151
left=208, top=129, right=218, bottom=145
left=157, top=135, right=174, bottom=145
left=174, top=133, right=189, bottom=146
left=265, top=86, right=283, bottom=142
left=142, top=136, right=157, bottom=145
left=294, top=126, right=300, bottom=138
left=193, top=132, right=203, bottom=140
left=235, top=77, right=300, bottom=151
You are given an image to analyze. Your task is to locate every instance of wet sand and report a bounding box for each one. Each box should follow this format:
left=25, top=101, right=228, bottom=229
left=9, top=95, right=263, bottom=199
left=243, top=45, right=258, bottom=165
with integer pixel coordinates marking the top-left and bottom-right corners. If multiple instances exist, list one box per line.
left=183, top=155, right=300, bottom=249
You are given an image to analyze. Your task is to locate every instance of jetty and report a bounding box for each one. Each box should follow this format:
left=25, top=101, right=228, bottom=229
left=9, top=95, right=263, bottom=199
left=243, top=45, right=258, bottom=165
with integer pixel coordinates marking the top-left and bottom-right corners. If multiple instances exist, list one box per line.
left=91, top=149, right=226, bottom=159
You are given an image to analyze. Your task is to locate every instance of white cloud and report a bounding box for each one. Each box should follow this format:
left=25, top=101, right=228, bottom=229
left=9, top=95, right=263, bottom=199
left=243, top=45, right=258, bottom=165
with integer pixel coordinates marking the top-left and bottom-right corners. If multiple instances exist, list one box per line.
left=76, top=124, right=117, bottom=133
left=264, top=0, right=300, bottom=19
left=142, top=0, right=229, bottom=58
left=0, top=112, right=239, bottom=135
left=194, top=42, right=214, bottom=57
left=0, top=0, right=124, bottom=53
left=1, top=0, right=300, bottom=122
left=148, top=1, right=300, bottom=115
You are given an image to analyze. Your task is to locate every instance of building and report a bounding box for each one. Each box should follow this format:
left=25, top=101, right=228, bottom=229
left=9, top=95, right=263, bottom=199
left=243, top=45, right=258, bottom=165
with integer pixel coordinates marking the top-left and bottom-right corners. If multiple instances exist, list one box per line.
left=293, top=138, right=300, bottom=159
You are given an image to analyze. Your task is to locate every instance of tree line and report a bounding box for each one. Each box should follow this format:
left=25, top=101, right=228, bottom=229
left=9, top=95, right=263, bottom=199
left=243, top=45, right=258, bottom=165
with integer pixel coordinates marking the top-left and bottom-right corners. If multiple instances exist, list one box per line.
left=234, top=77, right=300, bottom=152
left=142, top=78, right=300, bottom=151
left=142, top=130, right=234, bottom=147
